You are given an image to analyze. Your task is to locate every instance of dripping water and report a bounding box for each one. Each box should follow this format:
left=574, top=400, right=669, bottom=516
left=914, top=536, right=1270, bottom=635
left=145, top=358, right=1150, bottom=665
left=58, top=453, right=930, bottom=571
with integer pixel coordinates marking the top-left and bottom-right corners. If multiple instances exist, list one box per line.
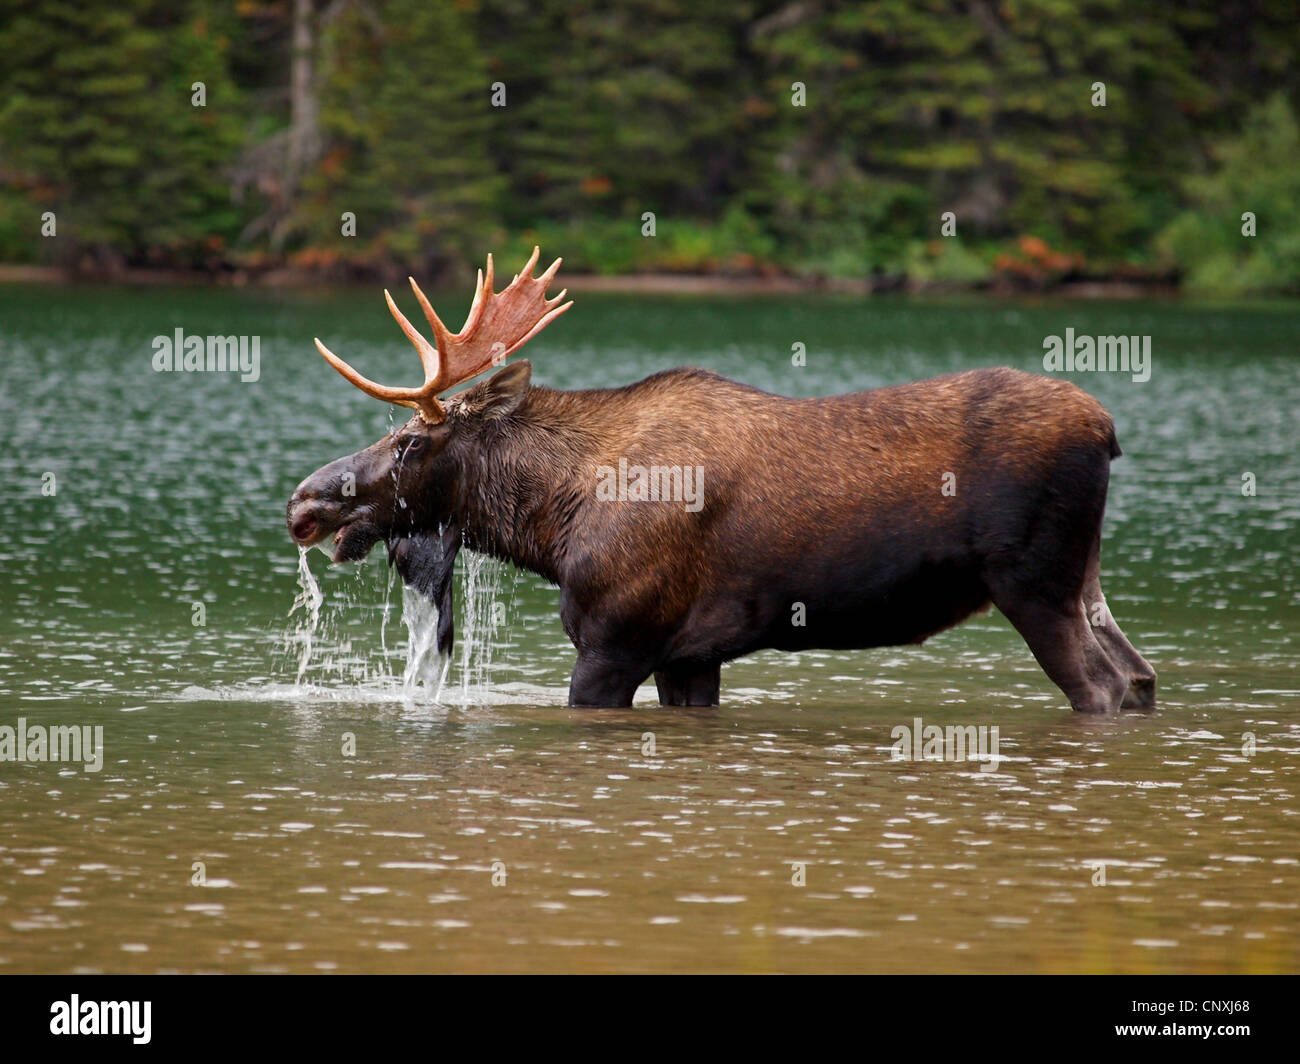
left=455, top=550, right=504, bottom=705
left=281, top=536, right=507, bottom=703
left=287, top=545, right=324, bottom=685
left=400, top=583, right=449, bottom=698
left=379, top=560, right=394, bottom=665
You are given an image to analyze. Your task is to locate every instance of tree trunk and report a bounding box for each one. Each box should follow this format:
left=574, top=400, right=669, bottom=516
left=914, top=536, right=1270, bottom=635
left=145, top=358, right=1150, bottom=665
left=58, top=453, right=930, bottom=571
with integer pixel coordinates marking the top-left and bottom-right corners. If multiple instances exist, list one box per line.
left=276, top=0, right=320, bottom=250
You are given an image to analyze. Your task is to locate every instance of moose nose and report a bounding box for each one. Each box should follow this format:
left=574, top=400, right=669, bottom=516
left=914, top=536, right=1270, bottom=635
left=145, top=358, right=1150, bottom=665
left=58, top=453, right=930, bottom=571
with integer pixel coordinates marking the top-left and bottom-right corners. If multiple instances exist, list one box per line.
left=287, top=486, right=326, bottom=545
left=289, top=508, right=319, bottom=545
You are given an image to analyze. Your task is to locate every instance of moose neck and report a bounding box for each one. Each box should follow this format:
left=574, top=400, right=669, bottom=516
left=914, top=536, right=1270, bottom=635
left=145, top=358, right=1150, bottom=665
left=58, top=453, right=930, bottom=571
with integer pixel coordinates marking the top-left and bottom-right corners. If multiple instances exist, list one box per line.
left=451, top=386, right=594, bottom=585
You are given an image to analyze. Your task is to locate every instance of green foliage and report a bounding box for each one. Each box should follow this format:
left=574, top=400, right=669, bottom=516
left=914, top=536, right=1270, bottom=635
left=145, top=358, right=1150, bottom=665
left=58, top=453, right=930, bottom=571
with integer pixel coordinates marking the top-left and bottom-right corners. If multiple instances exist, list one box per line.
left=292, top=0, right=500, bottom=278
left=496, top=205, right=779, bottom=276
left=0, top=1, right=242, bottom=269
left=478, top=2, right=759, bottom=226
left=0, top=187, right=39, bottom=263
left=903, top=239, right=993, bottom=286
left=744, top=0, right=1212, bottom=272
left=1159, top=94, right=1300, bottom=294
left=0, top=0, right=1296, bottom=289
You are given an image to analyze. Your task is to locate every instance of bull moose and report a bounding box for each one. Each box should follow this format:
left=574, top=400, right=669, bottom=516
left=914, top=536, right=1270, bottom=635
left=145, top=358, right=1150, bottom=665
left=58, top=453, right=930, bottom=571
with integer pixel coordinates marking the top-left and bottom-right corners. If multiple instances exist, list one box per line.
left=286, top=248, right=1156, bottom=712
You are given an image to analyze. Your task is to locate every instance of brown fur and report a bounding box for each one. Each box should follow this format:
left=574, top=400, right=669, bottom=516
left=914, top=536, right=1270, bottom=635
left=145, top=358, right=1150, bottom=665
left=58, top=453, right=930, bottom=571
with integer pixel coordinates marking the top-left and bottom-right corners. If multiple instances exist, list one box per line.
left=287, top=364, right=1155, bottom=710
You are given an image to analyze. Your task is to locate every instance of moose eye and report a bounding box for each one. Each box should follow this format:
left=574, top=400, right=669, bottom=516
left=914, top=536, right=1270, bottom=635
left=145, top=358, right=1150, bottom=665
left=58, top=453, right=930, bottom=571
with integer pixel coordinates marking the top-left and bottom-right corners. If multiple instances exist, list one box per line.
left=399, top=436, right=426, bottom=458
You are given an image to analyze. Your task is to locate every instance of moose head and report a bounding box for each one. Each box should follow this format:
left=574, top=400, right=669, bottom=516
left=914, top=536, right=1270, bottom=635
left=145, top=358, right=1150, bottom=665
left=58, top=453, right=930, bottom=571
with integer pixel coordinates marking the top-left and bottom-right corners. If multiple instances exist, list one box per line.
left=286, top=248, right=572, bottom=651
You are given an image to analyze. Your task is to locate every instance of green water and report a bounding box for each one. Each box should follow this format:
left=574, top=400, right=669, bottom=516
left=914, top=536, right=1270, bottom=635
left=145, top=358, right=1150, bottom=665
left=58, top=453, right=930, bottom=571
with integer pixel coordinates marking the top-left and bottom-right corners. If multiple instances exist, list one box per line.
left=0, top=283, right=1296, bottom=973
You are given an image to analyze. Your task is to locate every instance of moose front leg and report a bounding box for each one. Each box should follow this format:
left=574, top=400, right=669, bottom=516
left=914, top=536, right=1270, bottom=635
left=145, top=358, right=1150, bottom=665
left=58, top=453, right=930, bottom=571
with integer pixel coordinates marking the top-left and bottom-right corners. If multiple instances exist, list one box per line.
left=568, top=651, right=652, bottom=708
left=653, top=662, right=721, bottom=706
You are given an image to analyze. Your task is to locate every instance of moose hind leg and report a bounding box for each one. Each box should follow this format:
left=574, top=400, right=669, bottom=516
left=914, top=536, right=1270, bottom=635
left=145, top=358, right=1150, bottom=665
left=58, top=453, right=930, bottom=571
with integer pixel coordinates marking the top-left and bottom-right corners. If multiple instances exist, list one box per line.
left=1082, top=576, right=1157, bottom=709
left=654, top=662, right=721, bottom=707
left=568, top=651, right=650, bottom=708
left=994, top=592, right=1128, bottom=713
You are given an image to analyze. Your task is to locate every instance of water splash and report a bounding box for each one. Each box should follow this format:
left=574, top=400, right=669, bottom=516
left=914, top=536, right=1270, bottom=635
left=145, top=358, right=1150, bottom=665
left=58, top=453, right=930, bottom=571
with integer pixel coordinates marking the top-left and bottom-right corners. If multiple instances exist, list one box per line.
left=287, top=546, right=323, bottom=685
left=400, top=583, right=449, bottom=698
left=280, top=541, right=509, bottom=705
left=456, top=551, right=504, bottom=704
left=379, top=559, right=395, bottom=662
left=396, top=550, right=504, bottom=705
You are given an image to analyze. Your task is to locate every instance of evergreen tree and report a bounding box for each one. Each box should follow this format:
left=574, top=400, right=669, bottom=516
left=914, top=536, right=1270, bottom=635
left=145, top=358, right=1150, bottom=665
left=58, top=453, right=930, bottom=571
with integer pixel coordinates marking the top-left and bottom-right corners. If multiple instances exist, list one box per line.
left=0, top=0, right=241, bottom=270
left=746, top=0, right=1212, bottom=275
left=293, top=0, right=501, bottom=279
left=0, top=0, right=1294, bottom=290
left=1160, top=93, right=1300, bottom=293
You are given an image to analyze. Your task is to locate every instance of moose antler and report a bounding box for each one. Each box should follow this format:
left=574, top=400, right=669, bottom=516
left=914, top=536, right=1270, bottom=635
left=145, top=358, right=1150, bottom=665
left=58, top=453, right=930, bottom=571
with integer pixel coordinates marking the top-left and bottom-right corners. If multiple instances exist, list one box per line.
left=314, top=247, right=572, bottom=423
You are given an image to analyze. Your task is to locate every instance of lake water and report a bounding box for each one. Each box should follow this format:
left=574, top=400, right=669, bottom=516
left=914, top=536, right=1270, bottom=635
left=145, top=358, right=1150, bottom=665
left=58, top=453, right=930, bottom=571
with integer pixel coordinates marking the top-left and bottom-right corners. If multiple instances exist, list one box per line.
left=0, top=283, right=1296, bottom=973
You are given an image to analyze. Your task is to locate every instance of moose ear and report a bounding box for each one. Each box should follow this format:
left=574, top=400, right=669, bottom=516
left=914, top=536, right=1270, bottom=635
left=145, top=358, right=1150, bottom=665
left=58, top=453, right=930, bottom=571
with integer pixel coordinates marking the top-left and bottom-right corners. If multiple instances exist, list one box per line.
left=462, top=360, right=533, bottom=420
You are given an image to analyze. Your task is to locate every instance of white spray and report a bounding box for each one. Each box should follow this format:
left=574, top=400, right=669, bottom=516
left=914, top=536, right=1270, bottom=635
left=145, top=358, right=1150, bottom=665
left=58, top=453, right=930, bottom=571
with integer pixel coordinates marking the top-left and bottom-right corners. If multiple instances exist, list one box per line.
left=288, top=545, right=324, bottom=685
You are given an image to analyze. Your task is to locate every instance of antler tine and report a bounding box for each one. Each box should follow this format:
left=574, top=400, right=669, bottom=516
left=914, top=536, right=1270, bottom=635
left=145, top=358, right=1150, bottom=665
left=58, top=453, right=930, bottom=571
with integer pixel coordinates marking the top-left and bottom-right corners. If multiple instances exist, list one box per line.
left=470, top=269, right=484, bottom=327
left=384, top=289, right=441, bottom=383
left=510, top=245, right=541, bottom=287
left=313, top=338, right=422, bottom=410
left=502, top=297, right=574, bottom=359
left=460, top=254, right=494, bottom=338
left=406, top=277, right=453, bottom=371
left=539, top=255, right=563, bottom=287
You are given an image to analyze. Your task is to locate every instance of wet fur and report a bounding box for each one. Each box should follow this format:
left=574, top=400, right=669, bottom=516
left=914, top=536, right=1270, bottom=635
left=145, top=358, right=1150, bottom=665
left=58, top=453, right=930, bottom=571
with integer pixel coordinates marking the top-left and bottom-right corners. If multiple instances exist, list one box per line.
left=432, top=365, right=1153, bottom=710
left=295, top=363, right=1156, bottom=711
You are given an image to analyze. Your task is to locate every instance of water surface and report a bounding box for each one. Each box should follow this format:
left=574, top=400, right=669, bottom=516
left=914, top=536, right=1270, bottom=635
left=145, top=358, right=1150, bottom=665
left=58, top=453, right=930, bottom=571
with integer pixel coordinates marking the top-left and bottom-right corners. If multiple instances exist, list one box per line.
left=0, top=284, right=1296, bottom=972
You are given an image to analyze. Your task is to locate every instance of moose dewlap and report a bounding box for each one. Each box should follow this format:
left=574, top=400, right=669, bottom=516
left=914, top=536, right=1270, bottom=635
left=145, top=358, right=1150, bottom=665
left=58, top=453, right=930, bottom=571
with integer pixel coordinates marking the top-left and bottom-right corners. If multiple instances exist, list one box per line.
left=286, top=248, right=1156, bottom=712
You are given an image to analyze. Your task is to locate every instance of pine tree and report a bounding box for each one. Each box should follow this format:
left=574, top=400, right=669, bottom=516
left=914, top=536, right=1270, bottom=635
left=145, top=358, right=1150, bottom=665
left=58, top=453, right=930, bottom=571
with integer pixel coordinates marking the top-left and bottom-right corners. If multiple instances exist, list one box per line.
left=294, top=0, right=501, bottom=279
left=0, top=0, right=241, bottom=271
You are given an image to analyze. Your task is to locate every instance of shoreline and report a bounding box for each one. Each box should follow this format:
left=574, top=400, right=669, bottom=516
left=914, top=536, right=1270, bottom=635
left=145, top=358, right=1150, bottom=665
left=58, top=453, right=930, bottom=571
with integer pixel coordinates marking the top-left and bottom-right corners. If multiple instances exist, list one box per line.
left=0, top=262, right=1181, bottom=299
